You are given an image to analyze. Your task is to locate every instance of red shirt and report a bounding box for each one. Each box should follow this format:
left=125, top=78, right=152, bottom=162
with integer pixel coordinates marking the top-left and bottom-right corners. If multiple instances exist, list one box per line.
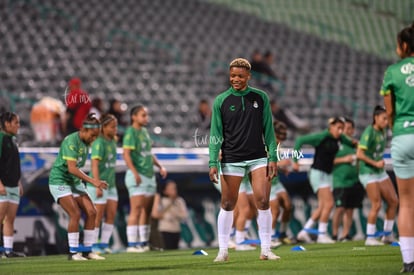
left=66, top=89, right=92, bottom=129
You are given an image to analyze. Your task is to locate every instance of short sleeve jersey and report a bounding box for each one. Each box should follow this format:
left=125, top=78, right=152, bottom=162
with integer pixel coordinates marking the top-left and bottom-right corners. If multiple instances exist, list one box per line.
left=380, top=57, right=414, bottom=136
left=49, top=132, right=89, bottom=185
left=358, top=125, right=386, bottom=175
left=333, top=143, right=358, bottom=188
left=123, top=126, right=154, bottom=178
left=89, top=136, right=117, bottom=188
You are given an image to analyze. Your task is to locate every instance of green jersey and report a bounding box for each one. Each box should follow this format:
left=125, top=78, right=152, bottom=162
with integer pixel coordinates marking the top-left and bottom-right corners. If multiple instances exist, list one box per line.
left=89, top=136, right=117, bottom=187
left=380, top=57, right=414, bottom=136
left=123, top=126, right=154, bottom=178
left=49, top=132, right=89, bottom=185
left=333, top=143, right=358, bottom=188
left=358, top=125, right=386, bottom=175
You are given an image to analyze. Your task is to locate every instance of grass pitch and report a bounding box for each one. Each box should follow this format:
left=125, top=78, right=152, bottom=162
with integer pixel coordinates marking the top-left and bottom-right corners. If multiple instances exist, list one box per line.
left=0, top=241, right=402, bottom=275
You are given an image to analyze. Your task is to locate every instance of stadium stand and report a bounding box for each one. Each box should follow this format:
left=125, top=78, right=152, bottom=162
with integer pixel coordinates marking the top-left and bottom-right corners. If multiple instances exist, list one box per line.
left=0, top=0, right=402, bottom=146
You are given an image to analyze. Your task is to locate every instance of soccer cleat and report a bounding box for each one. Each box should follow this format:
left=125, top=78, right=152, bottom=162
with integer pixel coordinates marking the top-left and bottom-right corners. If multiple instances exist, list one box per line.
left=214, top=252, right=229, bottom=262
left=270, top=239, right=282, bottom=248
left=401, top=262, right=414, bottom=273
left=365, top=238, right=384, bottom=246
left=235, top=244, right=256, bottom=251
left=140, top=245, right=150, bottom=252
left=260, top=250, right=281, bottom=260
left=68, top=252, right=88, bottom=261
left=317, top=235, right=335, bottom=244
left=297, top=230, right=313, bottom=243
left=83, top=252, right=105, bottom=260
left=126, top=246, right=145, bottom=253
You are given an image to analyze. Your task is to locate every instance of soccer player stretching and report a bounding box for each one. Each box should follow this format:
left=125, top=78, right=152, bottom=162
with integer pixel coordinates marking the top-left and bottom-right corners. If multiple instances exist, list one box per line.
left=381, top=22, right=414, bottom=273
left=49, top=113, right=107, bottom=260
left=209, top=58, right=279, bottom=262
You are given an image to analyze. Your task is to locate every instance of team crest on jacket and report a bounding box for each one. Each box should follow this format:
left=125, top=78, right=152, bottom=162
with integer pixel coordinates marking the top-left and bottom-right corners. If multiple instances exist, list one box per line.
left=253, top=101, right=258, bottom=108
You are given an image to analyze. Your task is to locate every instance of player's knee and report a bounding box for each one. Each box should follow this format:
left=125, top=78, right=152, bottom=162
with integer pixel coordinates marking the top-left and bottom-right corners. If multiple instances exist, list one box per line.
left=255, top=198, right=269, bottom=210
left=85, top=207, right=97, bottom=220
left=221, top=199, right=236, bottom=211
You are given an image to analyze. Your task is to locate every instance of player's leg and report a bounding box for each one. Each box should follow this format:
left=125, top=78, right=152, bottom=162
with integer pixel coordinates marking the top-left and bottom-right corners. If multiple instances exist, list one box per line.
left=92, top=203, right=106, bottom=252
left=58, top=195, right=86, bottom=259
left=378, top=176, right=398, bottom=243
left=250, top=163, right=280, bottom=260
left=396, top=177, right=414, bottom=272
left=234, top=191, right=256, bottom=251
left=332, top=188, right=345, bottom=241
left=137, top=194, right=154, bottom=251
left=76, top=194, right=104, bottom=260
left=316, top=186, right=335, bottom=244
left=214, top=173, right=243, bottom=262
left=364, top=182, right=383, bottom=246
left=3, top=201, right=22, bottom=257
left=278, top=191, right=292, bottom=243
left=340, top=208, right=353, bottom=241
left=100, top=198, right=118, bottom=253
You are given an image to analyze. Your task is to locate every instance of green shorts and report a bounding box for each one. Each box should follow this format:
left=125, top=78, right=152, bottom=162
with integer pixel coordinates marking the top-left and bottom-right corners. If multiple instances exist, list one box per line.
left=308, top=168, right=333, bottom=193
left=221, top=157, right=268, bottom=177
left=358, top=171, right=389, bottom=187
left=125, top=170, right=156, bottom=197
left=0, top=186, right=20, bottom=204
left=270, top=178, right=286, bottom=200
left=391, top=134, right=414, bottom=179
left=86, top=184, right=118, bottom=204
left=48, top=182, right=89, bottom=203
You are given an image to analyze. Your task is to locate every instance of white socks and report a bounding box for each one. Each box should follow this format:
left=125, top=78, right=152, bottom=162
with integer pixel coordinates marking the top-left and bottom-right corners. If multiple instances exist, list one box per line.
left=101, top=223, right=114, bottom=244
left=68, top=232, right=80, bottom=253
left=217, top=208, right=234, bottom=252
left=257, top=209, right=272, bottom=252
left=400, top=237, right=414, bottom=264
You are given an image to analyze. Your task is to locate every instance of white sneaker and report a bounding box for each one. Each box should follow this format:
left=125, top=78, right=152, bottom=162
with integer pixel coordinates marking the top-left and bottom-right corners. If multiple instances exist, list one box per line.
left=214, top=252, right=229, bottom=262
left=297, top=230, right=313, bottom=243
left=235, top=244, right=256, bottom=251
left=270, top=239, right=282, bottom=248
left=317, top=234, right=335, bottom=244
left=84, top=252, right=105, bottom=260
left=140, top=245, right=150, bottom=252
left=260, top=250, right=281, bottom=260
left=68, top=252, right=88, bottom=261
left=365, top=238, right=384, bottom=246
left=126, top=246, right=145, bottom=253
